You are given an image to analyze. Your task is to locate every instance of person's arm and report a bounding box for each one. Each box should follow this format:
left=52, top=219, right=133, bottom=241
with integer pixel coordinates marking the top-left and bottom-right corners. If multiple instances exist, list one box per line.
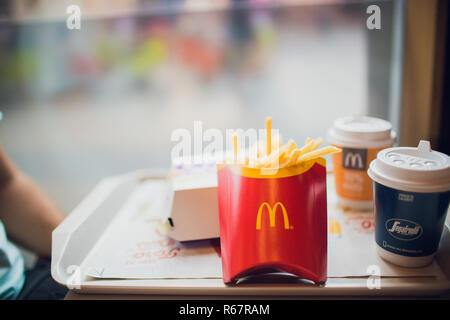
left=0, top=143, right=64, bottom=258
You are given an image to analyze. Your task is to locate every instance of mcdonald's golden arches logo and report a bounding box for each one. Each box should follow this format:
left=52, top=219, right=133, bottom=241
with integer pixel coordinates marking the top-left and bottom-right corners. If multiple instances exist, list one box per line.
left=256, top=202, right=292, bottom=230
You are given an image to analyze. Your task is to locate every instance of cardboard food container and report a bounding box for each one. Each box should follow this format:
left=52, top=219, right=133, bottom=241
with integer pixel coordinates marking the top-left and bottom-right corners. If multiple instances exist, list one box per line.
left=217, top=158, right=328, bottom=284
left=166, top=161, right=220, bottom=242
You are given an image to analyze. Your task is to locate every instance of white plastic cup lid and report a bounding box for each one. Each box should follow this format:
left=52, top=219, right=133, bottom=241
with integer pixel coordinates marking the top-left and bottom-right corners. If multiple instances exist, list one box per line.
left=327, top=115, right=396, bottom=148
left=368, top=140, right=450, bottom=193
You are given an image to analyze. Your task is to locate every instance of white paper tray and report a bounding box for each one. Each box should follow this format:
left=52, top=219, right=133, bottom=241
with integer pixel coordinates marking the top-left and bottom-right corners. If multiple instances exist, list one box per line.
left=52, top=170, right=450, bottom=297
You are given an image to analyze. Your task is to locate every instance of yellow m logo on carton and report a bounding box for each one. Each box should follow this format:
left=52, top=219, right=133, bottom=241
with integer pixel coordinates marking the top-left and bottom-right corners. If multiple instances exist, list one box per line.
left=256, top=202, right=290, bottom=230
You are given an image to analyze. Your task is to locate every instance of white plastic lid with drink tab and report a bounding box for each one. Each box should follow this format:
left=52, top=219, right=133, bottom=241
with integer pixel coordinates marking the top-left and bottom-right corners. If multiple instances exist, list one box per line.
left=327, top=115, right=396, bottom=148
left=368, top=140, right=450, bottom=193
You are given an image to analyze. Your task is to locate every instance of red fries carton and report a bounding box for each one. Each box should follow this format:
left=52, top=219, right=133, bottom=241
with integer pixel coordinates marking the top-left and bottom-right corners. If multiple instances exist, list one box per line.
left=217, top=158, right=327, bottom=284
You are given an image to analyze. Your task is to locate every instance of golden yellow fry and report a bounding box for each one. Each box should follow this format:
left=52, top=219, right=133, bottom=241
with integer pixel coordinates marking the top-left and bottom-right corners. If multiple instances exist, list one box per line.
left=278, top=160, right=290, bottom=168
left=280, top=146, right=299, bottom=168
left=280, top=140, right=296, bottom=164
left=288, top=137, right=323, bottom=164
left=283, top=139, right=320, bottom=167
left=255, top=133, right=283, bottom=158
left=262, top=154, right=280, bottom=168
left=263, top=139, right=296, bottom=168
left=232, top=133, right=238, bottom=162
left=306, top=137, right=323, bottom=152
left=254, top=137, right=284, bottom=167
left=266, top=117, right=272, bottom=156
left=254, top=155, right=269, bottom=168
left=311, top=137, right=323, bottom=151
left=298, top=140, right=315, bottom=157
left=296, top=146, right=342, bottom=164
left=305, top=137, right=311, bottom=144
left=255, top=162, right=264, bottom=169
left=286, top=149, right=302, bottom=166
left=287, top=139, right=297, bottom=153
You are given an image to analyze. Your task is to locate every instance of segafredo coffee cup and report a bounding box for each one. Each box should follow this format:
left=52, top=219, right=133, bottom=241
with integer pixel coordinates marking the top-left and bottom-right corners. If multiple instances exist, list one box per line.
left=368, top=140, right=450, bottom=268
left=327, top=115, right=396, bottom=210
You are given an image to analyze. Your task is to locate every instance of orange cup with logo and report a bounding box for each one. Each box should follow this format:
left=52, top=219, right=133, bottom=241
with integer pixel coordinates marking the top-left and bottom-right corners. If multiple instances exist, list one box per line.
left=327, top=116, right=396, bottom=210
left=217, top=159, right=328, bottom=284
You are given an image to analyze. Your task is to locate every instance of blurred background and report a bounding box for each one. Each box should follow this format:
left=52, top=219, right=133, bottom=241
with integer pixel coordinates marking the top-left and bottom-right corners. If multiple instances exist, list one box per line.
left=0, top=0, right=448, bottom=214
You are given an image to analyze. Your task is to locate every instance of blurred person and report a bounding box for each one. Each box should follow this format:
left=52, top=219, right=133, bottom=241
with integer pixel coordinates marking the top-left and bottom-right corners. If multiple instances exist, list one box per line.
left=0, top=142, right=67, bottom=299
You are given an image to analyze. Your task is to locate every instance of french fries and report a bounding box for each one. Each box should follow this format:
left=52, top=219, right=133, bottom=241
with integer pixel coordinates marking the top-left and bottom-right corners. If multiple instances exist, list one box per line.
left=266, top=117, right=272, bottom=155
left=261, top=139, right=296, bottom=168
left=295, top=146, right=341, bottom=164
left=254, top=133, right=283, bottom=158
left=231, top=118, right=341, bottom=169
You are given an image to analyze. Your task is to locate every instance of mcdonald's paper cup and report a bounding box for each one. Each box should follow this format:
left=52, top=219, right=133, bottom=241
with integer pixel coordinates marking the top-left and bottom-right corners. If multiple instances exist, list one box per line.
left=327, top=115, right=396, bottom=210
left=368, top=140, right=450, bottom=267
left=217, top=159, right=327, bottom=284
